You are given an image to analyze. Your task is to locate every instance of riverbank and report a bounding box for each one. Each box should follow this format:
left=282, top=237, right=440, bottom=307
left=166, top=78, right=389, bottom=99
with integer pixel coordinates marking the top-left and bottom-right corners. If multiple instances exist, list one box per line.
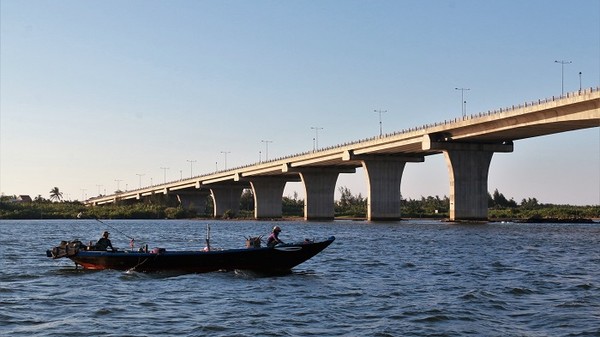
left=1, top=199, right=598, bottom=221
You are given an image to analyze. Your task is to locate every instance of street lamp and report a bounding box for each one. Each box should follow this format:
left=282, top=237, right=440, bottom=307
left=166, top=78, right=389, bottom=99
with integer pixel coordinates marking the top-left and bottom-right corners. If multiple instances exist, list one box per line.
left=160, top=167, right=169, bottom=184
left=136, top=173, right=144, bottom=189
left=186, top=160, right=196, bottom=178
left=310, top=127, right=323, bottom=151
left=373, top=110, right=387, bottom=137
left=114, top=179, right=122, bottom=192
left=554, top=60, right=572, bottom=95
left=261, top=140, right=272, bottom=161
left=455, top=88, right=470, bottom=118
left=220, top=151, right=231, bottom=170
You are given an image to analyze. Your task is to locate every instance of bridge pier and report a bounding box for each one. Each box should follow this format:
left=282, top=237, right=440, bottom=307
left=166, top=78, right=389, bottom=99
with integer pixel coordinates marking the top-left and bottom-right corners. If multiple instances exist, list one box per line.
left=444, top=150, right=494, bottom=220
left=297, top=167, right=355, bottom=220
left=344, top=151, right=424, bottom=221
left=424, top=135, right=513, bottom=221
left=209, top=184, right=246, bottom=218
left=249, top=176, right=297, bottom=219
left=361, top=156, right=424, bottom=221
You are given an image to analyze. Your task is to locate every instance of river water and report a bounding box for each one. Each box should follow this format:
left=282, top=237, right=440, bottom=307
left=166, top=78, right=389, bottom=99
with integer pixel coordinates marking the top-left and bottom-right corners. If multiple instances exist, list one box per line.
left=1, top=219, right=599, bottom=336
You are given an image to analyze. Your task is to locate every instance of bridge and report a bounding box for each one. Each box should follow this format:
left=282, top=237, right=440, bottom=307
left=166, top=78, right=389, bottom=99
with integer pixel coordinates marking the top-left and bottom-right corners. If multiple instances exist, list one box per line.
left=86, top=88, right=600, bottom=221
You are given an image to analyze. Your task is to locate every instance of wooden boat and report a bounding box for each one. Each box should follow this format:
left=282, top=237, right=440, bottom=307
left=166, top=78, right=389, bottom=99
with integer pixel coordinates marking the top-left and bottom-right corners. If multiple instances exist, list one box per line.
left=47, top=235, right=335, bottom=274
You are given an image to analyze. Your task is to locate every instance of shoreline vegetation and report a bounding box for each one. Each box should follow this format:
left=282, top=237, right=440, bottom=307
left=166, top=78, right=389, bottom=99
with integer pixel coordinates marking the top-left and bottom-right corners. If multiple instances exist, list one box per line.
left=1, top=187, right=598, bottom=222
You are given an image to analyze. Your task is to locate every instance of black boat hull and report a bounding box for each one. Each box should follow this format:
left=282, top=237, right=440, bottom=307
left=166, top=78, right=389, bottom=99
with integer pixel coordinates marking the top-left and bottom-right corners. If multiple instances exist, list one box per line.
left=55, top=237, right=335, bottom=273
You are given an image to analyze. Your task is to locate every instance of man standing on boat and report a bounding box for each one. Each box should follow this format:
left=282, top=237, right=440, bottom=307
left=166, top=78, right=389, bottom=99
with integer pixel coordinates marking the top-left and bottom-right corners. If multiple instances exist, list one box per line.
left=267, top=226, right=284, bottom=247
left=96, top=231, right=114, bottom=251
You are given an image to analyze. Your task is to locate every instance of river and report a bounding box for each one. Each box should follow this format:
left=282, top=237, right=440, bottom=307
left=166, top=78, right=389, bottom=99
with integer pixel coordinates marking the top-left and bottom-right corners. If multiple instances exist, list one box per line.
left=1, top=219, right=599, bottom=336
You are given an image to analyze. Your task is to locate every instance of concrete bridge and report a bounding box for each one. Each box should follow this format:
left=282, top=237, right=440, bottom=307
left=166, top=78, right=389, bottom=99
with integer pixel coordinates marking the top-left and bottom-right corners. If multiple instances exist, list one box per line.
left=86, top=88, right=600, bottom=221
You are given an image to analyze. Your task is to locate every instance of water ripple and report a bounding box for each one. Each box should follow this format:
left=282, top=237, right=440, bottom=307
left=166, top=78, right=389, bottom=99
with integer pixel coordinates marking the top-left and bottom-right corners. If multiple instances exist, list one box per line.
left=2, top=220, right=600, bottom=336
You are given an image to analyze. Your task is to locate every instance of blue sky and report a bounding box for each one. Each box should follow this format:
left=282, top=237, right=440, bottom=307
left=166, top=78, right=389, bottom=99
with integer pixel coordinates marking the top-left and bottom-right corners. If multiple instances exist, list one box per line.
left=1, top=0, right=599, bottom=205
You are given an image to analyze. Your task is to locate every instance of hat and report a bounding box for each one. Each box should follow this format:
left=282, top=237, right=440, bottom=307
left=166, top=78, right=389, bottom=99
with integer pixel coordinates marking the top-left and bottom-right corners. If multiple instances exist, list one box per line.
left=103, top=231, right=110, bottom=236
left=272, top=226, right=281, bottom=233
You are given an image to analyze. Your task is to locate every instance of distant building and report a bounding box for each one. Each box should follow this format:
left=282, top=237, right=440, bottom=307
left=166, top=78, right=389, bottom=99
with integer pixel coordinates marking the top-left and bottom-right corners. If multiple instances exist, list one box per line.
left=17, top=195, right=32, bottom=203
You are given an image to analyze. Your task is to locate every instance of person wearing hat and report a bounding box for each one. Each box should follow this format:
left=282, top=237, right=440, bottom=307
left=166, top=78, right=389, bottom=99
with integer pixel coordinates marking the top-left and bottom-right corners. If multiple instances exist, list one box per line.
left=96, top=231, right=114, bottom=251
left=266, top=226, right=284, bottom=247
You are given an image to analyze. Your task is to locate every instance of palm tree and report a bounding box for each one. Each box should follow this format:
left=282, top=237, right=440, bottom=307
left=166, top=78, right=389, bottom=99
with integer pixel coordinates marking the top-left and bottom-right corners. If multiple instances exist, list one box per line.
left=49, top=187, right=63, bottom=202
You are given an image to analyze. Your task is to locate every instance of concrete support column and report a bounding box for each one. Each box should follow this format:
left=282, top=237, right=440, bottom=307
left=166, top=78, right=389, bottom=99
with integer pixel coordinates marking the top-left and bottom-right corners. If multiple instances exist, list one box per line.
left=444, top=150, right=494, bottom=221
left=300, top=171, right=340, bottom=221
left=344, top=151, right=423, bottom=221
left=362, top=160, right=406, bottom=221
left=210, top=185, right=245, bottom=218
left=249, top=177, right=289, bottom=219
left=423, top=134, right=513, bottom=221
left=176, top=190, right=210, bottom=213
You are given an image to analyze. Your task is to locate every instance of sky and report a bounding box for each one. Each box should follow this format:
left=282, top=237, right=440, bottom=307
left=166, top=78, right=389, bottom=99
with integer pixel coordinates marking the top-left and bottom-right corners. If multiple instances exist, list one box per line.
left=1, top=0, right=599, bottom=205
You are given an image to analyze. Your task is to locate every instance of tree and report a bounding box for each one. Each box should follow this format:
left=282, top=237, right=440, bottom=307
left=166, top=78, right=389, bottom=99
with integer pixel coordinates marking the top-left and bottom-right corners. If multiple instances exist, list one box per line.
left=490, top=189, right=517, bottom=208
left=49, top=187, right=63, bottom=202
left=240, top=188, right=254, bottom=211
left=283, top=192, right=304, bottom=216
left=337, top=186, right=353, bottom=209
left=335, top=186, right=367, bottom=217
left=520, top=197, right=539, bottom=209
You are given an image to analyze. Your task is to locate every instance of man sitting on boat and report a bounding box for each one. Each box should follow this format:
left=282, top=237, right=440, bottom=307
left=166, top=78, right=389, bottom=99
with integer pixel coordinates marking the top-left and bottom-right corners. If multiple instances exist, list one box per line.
left=95, top=231, right=114, bottom=251
left=267, top=226, right=285, bottom=247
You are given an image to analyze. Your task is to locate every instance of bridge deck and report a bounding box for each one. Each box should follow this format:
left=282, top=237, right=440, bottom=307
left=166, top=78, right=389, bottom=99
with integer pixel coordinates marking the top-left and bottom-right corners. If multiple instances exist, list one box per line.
left=87, top=88, right=599, bottom=206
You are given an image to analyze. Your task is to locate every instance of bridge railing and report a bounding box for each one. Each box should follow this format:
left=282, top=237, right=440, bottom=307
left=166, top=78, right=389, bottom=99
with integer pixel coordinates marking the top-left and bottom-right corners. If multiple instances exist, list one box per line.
left=246, top=86, right=599, bottom=167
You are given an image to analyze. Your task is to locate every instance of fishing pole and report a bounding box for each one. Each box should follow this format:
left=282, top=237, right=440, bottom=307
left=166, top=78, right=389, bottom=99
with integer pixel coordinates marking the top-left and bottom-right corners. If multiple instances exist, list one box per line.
left=205, top=223, right=211, bottom=251
left=91, top=217, right=134, bottom=240
left=90, top=217, right=137, bottom=250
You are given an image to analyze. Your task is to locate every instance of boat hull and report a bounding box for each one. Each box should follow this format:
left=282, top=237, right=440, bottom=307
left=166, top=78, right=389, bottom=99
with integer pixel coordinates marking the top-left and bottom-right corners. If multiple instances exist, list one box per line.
left=60, top=237, right=335, bottom=273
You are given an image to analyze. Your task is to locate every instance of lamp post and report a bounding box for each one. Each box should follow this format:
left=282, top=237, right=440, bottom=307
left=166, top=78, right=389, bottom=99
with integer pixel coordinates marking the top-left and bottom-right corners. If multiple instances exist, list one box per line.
left=579, top=71, right=582, bottom=92
left=220, top=151, right=230, bottom=170
left=310, top=127, right=323, bottom=151
left=186, top=160, right=196, bottom=178
left=114, top=179, right=122, bottom=192
left=455, top=88, right=470, bottom=118
left=373, top=110, right=387, bottom=137
left=261, top=140, right=272, bottom=161
left=136, top=173, right=144, bottom=189
left=160, top=167, right=169, bottom=184
left=554, top=60, right=572, bottom=95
